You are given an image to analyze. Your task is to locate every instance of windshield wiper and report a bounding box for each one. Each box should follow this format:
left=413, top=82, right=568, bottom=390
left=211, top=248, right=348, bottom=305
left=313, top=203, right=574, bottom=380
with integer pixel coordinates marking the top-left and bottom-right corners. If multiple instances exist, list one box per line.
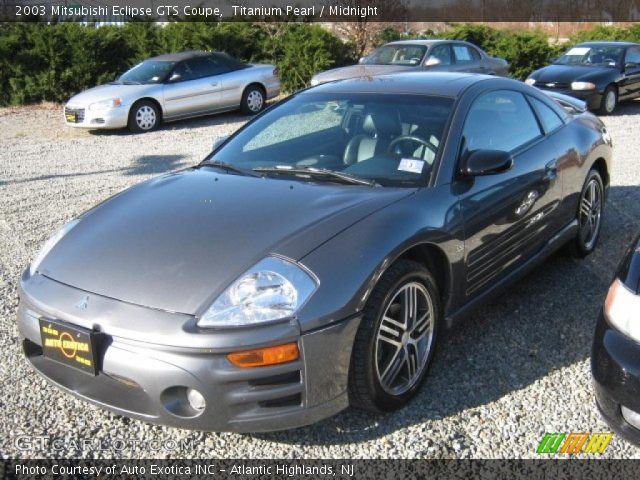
left=119, top=80, right=141, bottom=85
left=200, top=160, right=262, bottom=178
left=254, top=165, right=379, bottom=187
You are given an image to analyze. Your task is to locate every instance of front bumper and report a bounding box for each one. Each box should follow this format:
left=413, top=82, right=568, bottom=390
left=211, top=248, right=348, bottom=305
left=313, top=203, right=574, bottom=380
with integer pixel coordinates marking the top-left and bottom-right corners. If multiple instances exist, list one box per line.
left=63, top=104, right=129, bottom=129
left=18, top=272, right=359, bottom=432
left=592, top=310, right=640, bottom=445
left=536, top=86, right=602, bottom=110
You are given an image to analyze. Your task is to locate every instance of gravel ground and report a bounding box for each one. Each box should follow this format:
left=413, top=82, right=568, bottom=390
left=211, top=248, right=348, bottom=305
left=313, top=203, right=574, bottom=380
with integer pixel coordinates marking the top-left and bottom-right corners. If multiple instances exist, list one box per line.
left=1, top=100, right=640, bottom=460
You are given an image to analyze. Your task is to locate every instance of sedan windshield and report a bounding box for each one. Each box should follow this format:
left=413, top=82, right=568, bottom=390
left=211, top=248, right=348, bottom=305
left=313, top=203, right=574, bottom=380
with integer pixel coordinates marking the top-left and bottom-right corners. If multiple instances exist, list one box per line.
left=119, top=60, right=176, bottom=84
left=363, top=45, right=428, bottom=66
left=207, top=93, right=453, bottom=187
left=554, top=45, right=624, bottom=68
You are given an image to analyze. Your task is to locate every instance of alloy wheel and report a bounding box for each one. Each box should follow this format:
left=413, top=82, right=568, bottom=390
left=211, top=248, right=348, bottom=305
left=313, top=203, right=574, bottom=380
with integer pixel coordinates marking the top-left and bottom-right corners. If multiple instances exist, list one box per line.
left=579, top=177, right=602, bottom=250
left=375, top=281, right=435, bottom=396
left=135, top=106, right=157, bottom=130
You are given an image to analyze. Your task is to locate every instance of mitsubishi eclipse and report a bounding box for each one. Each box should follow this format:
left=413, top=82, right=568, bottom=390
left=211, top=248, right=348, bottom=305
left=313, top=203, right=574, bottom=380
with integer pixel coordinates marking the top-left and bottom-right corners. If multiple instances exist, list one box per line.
left=18, top=72, right=612, bottom=432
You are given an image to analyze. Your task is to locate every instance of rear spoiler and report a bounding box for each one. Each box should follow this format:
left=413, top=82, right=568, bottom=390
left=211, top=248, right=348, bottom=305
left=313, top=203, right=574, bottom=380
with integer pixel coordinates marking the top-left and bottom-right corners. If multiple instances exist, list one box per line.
left=541, top=90, right=587, bottom=114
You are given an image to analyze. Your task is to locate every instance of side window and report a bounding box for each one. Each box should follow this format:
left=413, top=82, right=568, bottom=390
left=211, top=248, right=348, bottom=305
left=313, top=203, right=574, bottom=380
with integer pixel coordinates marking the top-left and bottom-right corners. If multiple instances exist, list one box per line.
left=626, top=47, right=640, bottom=64
left=452, top=45, right=477, bottom=64
left=428, top=44, right=453, bottom=66
left=462, top=90, right=542, bottom=153
left=177, top=57, right=230, bottom=81
left=529, top=96, right=564, bottom=133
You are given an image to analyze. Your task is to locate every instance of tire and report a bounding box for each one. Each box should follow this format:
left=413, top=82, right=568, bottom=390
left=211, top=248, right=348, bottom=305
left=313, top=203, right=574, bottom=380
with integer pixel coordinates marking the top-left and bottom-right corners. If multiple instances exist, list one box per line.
left=348, top=259, right=441, bottom=413
left=241, top=85, right=265, bottom=115
left=597, top=86, right=617, bottom=115
left=567, top=169, right=604, bottom=258
left=128, top=100, right=160, bottom=133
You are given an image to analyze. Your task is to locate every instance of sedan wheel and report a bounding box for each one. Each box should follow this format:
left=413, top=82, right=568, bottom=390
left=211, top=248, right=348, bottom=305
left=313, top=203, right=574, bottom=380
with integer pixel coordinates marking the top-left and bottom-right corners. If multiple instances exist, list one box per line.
left=241, top=87, right=265, bottom=115
left=598, top=86, right=617, bottom=115
left=349, top=259, right=440, bottom=412
left=569, top=170, right=604, bottom=257
left=128, top=101, right=160, bottom=133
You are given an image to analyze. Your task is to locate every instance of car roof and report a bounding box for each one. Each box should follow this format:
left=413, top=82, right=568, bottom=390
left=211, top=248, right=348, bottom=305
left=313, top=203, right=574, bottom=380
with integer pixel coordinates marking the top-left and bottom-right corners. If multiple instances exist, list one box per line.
left=305, top=71, right=495, bottom=97
left=385, top=39, right=467, bottom=47
left=576, top=41, right=639, bottom=48
left=147, top=51, right=217, bottom=62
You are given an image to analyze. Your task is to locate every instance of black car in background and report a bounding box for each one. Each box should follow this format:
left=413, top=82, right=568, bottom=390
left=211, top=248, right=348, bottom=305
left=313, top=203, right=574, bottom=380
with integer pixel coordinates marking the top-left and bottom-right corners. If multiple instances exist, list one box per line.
left=592, top=234, right=640, bottom=445
left=526, top=41, right=640, bottom=115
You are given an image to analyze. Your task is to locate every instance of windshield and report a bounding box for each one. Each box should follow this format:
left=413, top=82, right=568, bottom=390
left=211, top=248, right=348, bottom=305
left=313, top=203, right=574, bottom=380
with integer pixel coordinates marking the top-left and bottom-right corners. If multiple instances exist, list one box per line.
left=554, top=45, right=624, bottom=68
left=363, top=45, right=428, bottom=66
left=208, top=93, right=453, bottom=187
left=119, top=60, right=176, bottom=84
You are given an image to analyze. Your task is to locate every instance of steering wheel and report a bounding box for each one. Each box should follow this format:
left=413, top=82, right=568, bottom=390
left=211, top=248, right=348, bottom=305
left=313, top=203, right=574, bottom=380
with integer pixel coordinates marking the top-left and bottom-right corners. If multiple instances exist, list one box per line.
left=388, top=135, right=437, bottom=157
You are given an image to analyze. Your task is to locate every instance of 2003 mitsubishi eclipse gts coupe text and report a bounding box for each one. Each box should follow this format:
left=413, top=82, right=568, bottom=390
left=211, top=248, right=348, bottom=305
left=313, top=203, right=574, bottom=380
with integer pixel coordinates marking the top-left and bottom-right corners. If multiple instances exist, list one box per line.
left=19, top=72, right=612, bottom=432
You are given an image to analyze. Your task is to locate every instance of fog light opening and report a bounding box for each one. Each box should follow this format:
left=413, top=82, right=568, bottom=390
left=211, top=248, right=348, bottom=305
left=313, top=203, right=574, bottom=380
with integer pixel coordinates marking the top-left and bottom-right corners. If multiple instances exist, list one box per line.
left=187, top=388, right=206, bottom=411
left=621, top=405, right=640, bottom=429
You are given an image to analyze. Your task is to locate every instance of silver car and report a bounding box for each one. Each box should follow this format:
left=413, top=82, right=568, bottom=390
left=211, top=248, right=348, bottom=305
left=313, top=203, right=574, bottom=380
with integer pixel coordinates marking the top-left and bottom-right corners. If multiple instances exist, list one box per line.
left=64, top=50, right=280, bottom=132
left=311, top=40, right=509, bottom=85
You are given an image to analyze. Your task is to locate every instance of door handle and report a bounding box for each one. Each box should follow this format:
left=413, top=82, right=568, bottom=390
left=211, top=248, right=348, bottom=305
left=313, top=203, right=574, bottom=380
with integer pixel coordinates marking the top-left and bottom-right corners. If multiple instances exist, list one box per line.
left=210, top=82, right=219, bottom=87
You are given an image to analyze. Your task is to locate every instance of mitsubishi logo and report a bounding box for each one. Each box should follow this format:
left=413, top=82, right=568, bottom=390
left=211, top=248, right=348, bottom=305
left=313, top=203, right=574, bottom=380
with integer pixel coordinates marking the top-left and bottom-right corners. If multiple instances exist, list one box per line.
left=74, top=295, right=89, bottom=310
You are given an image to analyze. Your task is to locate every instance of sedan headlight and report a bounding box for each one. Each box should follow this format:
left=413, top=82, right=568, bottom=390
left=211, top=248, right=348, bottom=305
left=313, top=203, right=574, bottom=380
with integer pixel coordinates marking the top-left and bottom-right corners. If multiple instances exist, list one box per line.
left=88, top=98, right=123, bottom=111
left=571, top=81, right=596, bottom=91
left=29, top=219, right=80, bottom=276
left=525, top=78, right=536, bottom=86
left=198, top=256, right=317, bottom=328
left=604, top=279, right=640, bottom=342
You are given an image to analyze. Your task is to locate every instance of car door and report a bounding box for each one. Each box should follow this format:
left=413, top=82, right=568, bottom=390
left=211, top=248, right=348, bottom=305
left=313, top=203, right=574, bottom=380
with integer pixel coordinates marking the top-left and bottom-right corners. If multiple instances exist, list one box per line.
left=451, top=43, right=484, bottom=73
left=621, top=46, right=640, bottom=98
left=162, top=57, right=225, bottom=119
left=424, top=43, right=454, bottom=71
left=455, top=89, right=564, bottom=299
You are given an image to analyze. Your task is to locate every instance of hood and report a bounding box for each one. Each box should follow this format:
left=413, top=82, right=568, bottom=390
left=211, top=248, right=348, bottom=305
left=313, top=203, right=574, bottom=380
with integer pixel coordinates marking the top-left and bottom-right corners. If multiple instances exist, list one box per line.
left=531, top=64, right=617, bottom=84
left=66, top=83, right=155, bottom=106
left=39, top=168, right=412, bottom=314
left=313, top=64, right=415, bottom=84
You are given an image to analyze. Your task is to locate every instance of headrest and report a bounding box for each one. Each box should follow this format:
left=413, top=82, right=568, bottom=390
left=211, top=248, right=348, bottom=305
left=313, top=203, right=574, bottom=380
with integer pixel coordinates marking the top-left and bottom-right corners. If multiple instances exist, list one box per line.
left=362, top=108, right=401, bottom=137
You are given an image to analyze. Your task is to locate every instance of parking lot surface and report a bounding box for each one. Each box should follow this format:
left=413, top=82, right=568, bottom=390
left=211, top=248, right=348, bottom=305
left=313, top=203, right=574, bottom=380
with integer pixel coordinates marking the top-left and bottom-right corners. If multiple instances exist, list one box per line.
left=1, top=101, right=640, bottom=458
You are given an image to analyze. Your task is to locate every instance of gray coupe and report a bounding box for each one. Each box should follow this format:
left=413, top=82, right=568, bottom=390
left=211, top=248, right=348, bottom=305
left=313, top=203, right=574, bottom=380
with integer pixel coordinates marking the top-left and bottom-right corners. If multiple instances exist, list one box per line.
left=310, top=40, right=509, bottom=86
left=63, top=50, right=280, bottom=132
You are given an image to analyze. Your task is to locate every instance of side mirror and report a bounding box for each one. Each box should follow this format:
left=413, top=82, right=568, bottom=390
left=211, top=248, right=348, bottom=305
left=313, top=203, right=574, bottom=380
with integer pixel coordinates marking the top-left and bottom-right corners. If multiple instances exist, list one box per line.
left=212, top=135, right=229, bottom=151
left=550, top=56, right=558, bottom=63
left=168, top=73, right=182, bottom=82
left=461, top=149, right=513, bottom=176
left=425, top=56, right=441, bottom=67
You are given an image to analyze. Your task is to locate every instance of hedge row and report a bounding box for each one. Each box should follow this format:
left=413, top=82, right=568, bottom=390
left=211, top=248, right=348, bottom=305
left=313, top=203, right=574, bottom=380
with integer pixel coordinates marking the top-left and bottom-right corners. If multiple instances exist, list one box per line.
left=1, top=22, right=637, bottom=107
left=0, top=21, right=355, bottom=105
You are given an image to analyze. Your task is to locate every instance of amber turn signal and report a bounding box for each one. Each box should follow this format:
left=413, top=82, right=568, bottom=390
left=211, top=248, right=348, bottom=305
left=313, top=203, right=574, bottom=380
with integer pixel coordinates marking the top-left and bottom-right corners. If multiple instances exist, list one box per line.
left=227, top=342, right=299, bottom=368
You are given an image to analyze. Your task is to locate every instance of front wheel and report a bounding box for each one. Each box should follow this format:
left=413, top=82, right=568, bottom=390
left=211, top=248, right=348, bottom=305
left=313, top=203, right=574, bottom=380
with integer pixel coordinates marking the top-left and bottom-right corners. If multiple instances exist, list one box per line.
left=598, top=86, right=617, bottom=115
left=348, top=259, right=441, bottom=413
left=128, top=100, right=160, bottom=133
left=568, top=169, right=604, bottom=258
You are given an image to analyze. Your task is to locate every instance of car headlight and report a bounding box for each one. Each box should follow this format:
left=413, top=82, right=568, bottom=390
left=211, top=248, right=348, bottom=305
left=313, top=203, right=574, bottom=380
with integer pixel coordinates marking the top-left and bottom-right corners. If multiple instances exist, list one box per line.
left=604, top=278, right=640, bottom=342
left=29, top=219, right=80, bottom=276
left=525, top=78, right=536, bottom=86
left=571, top=81, right=596, bottom=91
left=198, top=256, right=318, bottom=328
left=310, top=78, right=320, bottom=86
left=88, top=98, right=122, bottom=111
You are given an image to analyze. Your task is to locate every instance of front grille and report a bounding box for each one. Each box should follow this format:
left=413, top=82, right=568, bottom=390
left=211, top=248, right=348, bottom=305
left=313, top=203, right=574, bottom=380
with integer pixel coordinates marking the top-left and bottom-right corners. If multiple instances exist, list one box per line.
left=64, top=107, right=85, bottom=123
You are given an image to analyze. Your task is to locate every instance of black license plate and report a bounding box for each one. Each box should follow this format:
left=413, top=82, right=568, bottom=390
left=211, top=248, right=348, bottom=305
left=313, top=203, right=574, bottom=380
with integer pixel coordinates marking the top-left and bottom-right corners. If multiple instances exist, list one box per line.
left=39, top=319, right=98, bottom=375
left=65, top=112, right=77, bottom=123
